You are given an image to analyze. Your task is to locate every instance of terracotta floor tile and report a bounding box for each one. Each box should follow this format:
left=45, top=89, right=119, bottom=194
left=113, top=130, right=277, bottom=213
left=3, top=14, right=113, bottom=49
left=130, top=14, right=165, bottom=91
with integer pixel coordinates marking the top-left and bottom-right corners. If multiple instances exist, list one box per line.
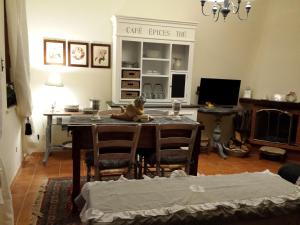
left=11, top=182, right=31, bottom=195
left=16, top=193, right=38, bottom=225
left=12, top=196, right=25, bottom=220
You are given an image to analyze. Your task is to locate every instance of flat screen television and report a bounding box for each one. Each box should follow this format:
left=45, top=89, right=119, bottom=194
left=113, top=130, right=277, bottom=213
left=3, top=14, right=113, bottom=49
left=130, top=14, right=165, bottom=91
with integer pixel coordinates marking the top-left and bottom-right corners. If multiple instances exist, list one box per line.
left=197, top=78, right=241, bottom=107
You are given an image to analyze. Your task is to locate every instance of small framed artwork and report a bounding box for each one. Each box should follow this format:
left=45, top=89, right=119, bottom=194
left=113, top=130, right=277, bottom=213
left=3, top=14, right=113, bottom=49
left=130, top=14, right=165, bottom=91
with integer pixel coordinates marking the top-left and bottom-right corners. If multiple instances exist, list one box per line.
left=44, top=39, right=66, bottom=65
left=68, top=41, right=89, bottom=67
left=91, top=43, right=111, bottom=68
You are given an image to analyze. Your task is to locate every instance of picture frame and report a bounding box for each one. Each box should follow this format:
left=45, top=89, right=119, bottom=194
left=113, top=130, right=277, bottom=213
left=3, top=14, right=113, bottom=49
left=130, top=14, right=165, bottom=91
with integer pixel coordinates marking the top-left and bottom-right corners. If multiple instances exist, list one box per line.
left=91, top=43, right=111, bottom=68
left=44, top=39, right=66, bottom=65
left=68, top=41, right=89, bottom=67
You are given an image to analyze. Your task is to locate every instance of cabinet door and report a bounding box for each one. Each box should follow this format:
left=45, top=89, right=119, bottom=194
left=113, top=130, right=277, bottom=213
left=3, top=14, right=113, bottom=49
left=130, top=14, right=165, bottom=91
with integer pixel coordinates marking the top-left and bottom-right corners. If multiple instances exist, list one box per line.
left=170, top=73, right=187, bottom=99
left=121, top=40, right=141, bottom=68
left=171, top=44, right=189, bottom=71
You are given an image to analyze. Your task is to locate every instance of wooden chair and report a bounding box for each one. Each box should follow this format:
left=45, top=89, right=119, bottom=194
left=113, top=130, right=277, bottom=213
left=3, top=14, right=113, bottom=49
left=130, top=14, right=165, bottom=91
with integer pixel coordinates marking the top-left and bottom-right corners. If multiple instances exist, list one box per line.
left=146, top=123, right=198, bottom=176
left=88, top=124, right=141, bottom=181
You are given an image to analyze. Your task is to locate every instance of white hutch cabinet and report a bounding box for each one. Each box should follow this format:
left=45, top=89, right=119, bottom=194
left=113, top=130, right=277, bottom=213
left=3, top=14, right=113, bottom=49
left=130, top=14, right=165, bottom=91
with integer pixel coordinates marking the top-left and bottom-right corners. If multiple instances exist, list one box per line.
left=111, top=15, right=197, bottom=105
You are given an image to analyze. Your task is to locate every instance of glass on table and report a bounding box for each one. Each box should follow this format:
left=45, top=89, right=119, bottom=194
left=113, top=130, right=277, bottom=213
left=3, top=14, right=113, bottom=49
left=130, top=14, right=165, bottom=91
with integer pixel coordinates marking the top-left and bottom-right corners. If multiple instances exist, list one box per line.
left=172, top=100, right=181, bottom=116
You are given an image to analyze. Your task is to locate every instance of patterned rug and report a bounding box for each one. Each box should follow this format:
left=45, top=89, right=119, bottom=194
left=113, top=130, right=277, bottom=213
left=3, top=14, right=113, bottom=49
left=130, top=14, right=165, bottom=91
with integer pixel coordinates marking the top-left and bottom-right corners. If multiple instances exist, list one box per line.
left=35, top=177, right=82, bottom=225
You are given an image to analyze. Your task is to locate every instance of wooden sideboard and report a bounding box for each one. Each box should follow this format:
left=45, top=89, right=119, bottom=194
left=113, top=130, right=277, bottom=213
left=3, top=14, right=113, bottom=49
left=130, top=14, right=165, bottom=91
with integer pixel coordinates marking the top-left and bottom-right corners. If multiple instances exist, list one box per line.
left=239, top=98, right=300, bottom=152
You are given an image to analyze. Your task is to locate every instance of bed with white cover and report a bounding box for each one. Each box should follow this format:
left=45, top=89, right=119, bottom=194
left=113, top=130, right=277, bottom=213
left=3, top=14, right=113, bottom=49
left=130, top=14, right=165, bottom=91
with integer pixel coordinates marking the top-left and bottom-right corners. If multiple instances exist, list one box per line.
left=78, top=170, right=300, bottom=225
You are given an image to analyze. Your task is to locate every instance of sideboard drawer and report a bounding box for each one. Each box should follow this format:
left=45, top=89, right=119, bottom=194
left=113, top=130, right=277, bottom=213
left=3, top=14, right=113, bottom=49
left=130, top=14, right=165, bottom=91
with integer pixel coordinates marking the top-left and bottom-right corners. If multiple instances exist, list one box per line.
left=122, top=70, right=140, bottom=79
left=121, top=91, right=140, bottom=99
left=121, top=80, right=140, bottom=89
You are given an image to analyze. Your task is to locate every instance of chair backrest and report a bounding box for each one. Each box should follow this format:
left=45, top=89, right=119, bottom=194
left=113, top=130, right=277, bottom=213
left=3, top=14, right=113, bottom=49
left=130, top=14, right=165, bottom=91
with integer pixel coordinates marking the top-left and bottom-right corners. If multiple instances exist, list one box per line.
left=155, top=123, right=198, bottom=173
left=92, top=124, right=141, bottom=180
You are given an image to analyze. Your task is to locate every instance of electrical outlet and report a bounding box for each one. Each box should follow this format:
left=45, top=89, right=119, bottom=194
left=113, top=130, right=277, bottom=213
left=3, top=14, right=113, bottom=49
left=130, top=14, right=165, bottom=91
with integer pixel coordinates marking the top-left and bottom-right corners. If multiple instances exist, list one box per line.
left=16, top=147, right=18, bottom=152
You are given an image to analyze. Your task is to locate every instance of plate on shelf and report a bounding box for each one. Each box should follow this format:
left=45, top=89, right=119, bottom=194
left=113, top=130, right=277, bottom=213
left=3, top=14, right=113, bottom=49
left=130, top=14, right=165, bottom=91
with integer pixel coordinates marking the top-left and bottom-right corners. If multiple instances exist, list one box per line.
left=122, top=61, right=139, bottom=68
left=146, top=70, right=160, bottom=75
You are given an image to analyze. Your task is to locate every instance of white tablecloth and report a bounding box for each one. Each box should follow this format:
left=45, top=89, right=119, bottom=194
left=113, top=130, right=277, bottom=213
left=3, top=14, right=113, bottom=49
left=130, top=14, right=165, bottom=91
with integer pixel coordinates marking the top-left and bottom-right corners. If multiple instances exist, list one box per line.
left=79, top=170, right=300, bottom=225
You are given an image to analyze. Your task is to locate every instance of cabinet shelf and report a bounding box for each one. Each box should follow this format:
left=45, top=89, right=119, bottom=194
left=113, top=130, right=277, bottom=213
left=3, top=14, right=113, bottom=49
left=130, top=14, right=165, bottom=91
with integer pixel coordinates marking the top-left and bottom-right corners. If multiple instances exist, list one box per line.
left=121, top=88, right=140, bottom=91
left=121, top=78, right=141, bottom=81
left=170, top=70, right=188, bottom=73
left=121, top=67, right=141, bottom=70
left=142, top=74, right=169, bottom=78
left=142, top=58, right=170, bottom=61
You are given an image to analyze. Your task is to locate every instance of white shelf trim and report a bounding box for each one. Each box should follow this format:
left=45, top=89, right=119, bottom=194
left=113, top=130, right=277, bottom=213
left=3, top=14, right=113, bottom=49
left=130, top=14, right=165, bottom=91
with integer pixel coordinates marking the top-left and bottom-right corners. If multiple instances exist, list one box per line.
left=121, top=67, right=141, bottom=70
left=142, top=74, right=169, bottom=78
left=121, top=88, right=140, bottom=91
left=142, top=58, right=170, bottom=61
left=121, top=78, right=141, bottom=81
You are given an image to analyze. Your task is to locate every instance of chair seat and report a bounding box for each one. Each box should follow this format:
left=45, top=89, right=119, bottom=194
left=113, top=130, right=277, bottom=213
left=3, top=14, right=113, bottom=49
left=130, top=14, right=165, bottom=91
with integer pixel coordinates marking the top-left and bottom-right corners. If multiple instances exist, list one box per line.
left=146, top=153, right=188, bottom=165
left=85, top=151, right=130, bottom=170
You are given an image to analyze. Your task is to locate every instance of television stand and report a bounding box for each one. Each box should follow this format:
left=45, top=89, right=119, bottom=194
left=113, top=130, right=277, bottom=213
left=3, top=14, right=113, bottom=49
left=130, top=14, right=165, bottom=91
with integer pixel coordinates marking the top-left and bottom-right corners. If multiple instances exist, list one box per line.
left=198, top=107, right=238, bottom=159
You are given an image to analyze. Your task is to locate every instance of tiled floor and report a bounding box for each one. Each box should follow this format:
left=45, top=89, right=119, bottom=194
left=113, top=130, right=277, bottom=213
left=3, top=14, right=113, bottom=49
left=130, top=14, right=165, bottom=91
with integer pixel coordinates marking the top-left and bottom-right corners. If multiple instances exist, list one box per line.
left=11, top=150, right=285, bottom=225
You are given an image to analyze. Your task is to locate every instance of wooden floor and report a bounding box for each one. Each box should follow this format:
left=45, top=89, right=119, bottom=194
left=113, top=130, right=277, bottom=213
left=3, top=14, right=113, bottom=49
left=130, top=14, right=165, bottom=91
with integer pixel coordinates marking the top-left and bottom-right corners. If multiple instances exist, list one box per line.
left=11, top=150, right=285, bottom=225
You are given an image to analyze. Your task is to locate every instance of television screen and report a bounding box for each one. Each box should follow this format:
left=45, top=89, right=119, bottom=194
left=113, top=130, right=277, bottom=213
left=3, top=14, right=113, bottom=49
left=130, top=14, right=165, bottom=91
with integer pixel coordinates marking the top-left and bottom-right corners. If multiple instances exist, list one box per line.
left=197, top=78, right=241, bottom=106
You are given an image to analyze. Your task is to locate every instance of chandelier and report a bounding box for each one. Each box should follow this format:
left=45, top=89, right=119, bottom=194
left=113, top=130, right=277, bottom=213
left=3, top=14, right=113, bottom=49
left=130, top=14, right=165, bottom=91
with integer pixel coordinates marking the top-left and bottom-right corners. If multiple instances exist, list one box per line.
left=200, top=0, right=252, bottom=22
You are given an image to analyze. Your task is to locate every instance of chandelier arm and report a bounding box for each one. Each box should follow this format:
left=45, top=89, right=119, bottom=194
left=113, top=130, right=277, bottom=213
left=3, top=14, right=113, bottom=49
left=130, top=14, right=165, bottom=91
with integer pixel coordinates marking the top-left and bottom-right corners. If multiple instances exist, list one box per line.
left=231, top=1, right=240, bottom=14
left=214, top=7, right=221, bottom=22
left=237, top=10, right=249, bottom=20
left=201, top=5, right=211, bottom=17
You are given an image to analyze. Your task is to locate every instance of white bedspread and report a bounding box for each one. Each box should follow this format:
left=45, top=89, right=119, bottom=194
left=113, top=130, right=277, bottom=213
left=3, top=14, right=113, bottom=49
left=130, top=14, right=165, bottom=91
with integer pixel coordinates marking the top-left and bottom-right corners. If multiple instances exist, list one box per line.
left=79, top=170, right=300, bottom=225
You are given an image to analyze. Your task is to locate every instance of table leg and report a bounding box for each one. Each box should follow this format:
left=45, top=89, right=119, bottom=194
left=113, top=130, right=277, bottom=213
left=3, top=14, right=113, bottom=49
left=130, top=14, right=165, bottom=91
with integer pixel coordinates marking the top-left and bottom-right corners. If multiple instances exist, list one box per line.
left=43, top=115, right=52, bottom=165
left=190, top=125, right=202, bottom=175
left=72, top=128, right=81, bottom=213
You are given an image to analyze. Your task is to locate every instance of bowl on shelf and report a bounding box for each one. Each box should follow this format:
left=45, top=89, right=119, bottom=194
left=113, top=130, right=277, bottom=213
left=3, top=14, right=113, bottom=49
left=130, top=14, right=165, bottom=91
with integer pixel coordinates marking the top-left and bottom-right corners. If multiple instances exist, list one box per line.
left=223, top=144, right=250, bottom=157
left=146, top=49, right=161, bottom=58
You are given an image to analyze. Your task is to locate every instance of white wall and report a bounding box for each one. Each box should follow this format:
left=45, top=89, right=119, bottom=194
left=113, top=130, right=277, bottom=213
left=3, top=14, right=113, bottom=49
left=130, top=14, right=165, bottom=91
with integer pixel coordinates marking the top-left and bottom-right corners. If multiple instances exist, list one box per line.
left=0, top=107, right=22, bottom=184
left=246, top=0, right=300, bottom=100
left=0, top=0, right=22, bottom=184
left=25, top=0, right=269, bottom=149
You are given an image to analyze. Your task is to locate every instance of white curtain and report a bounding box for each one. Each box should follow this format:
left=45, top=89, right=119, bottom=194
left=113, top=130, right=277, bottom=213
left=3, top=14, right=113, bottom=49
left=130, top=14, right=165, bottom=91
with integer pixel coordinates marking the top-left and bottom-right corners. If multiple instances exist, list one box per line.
left=0, top=158, right=14, bottom=225
left=6, top=0, right=33, bottom=154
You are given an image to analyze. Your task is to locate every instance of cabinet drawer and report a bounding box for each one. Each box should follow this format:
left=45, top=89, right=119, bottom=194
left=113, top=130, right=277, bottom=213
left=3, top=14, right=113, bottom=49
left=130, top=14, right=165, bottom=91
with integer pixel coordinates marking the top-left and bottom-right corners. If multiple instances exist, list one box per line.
left=121, top=80, right=140, bottom=89
left=122, top=70, right=140, bottom=79
left=121, top=91, right=139, bottom=99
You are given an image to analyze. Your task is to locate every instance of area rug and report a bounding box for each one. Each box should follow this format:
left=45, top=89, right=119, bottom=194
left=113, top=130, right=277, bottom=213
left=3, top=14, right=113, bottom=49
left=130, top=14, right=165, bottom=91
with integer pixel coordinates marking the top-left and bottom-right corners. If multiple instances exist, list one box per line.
left=34, top=177, right=82, bottom=225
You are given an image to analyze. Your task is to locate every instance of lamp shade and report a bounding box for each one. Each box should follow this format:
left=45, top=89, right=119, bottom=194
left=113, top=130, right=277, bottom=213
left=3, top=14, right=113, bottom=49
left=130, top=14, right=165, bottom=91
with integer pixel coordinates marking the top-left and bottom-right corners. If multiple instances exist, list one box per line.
left=45, top=73, right=64, bottom=87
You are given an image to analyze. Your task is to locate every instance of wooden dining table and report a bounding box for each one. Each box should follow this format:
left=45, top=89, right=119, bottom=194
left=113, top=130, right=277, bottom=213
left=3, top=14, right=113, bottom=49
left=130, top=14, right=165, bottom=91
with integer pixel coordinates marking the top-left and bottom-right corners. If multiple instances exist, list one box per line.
left=64, top=115, right=204, bottom=212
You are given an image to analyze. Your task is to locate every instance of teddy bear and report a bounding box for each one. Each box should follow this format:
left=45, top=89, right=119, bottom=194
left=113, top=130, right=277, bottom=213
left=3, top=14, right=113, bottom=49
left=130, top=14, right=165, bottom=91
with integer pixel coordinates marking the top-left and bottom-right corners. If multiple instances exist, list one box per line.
left=111, top=96, right=152, bottom=122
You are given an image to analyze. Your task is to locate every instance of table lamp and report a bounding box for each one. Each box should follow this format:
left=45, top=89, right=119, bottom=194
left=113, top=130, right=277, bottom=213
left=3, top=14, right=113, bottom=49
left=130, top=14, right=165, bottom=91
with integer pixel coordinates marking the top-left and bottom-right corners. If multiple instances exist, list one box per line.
left=45, top=73, right=64, bottom=112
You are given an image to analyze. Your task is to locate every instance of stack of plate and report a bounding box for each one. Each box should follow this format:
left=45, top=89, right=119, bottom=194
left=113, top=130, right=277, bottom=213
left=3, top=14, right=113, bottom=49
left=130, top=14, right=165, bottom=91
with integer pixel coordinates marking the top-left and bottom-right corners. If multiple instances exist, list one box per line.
left=64, top=105, right=79, bottom=112
left=83, top=108, right=98, bottom=114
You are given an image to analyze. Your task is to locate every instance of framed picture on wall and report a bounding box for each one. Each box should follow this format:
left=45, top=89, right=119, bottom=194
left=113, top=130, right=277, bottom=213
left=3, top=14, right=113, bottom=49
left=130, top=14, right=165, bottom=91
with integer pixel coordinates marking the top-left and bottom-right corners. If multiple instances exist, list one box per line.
left=68, top=41, right=89, bottom=67
left=44, top=39, right=66, bottom=65
left=91, top=43, right=111, bottom=68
